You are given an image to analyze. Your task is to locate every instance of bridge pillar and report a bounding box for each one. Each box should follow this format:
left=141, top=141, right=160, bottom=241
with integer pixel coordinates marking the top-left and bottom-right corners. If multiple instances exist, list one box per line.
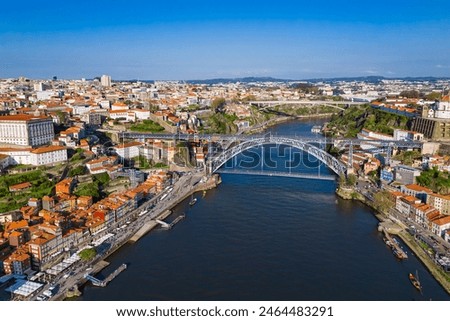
left=386, top=145, right=392, bottom=166
left=347, top=142, right=353, bottom=170
left=206, top=160, right=213, bottom=176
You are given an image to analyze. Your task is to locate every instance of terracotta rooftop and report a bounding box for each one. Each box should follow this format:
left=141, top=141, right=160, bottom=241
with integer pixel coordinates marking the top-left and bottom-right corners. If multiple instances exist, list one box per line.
left=404, top=184, right=433, bottom=193
left=31, top=145, right=66, bottom=154
left=0, top=114, right=50, bottom=121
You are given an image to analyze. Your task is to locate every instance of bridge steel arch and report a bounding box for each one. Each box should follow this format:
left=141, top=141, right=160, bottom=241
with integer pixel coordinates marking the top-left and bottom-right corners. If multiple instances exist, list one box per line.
left=208, top=136, right=347, bottom=177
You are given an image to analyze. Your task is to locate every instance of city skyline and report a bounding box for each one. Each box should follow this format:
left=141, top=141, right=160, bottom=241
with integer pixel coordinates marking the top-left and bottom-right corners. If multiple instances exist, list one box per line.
left=1, top=0, right=450, bottom=80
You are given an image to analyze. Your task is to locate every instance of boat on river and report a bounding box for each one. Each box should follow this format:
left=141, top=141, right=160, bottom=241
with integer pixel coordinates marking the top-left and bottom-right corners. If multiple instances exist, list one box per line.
left=409, top=271, right=422, bottom=292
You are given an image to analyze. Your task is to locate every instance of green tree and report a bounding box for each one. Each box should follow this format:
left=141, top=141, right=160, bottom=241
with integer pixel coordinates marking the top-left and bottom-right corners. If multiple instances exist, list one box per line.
left=373, top=190, right=394, bottom=214
left=75, top=182, right=100, bottom=199
left=399, top=90, right=420, bottom=98
left=326, top=105, right=409, bottom=137
left=425, top=92, right=441, bottom=101
left=55, top=110, right=67, bottom=123
left=416, top=167, right=450, bottom=194
left=78, top=248, right=97, bottom=261
left=93, top=172, right=110, bottom=185
left=346, top=174, right=357, bottom=186
left=211, top=98, right=226, bottom=112
left=69, top=165, right=86, bottom=177
left=149, top=104, right=159, bottom=113
left=393, top=150, right=422, bottom=166
left=130, top=120, right=164, bottom=132
left=70, top=153, right=84, bottom=162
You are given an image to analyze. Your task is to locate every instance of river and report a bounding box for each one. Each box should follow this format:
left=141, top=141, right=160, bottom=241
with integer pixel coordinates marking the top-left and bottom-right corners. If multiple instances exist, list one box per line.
left=81, top=119, right=449, bottom=301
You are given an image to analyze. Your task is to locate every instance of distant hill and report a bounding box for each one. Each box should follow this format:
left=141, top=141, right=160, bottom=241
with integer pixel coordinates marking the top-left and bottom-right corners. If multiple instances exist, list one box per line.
left=304, top=76, right=386, bottom=83
left=185, top=77, right=293, bottom=84
left=120, top=75, right=450, bottom=84
left=303, top=75, right=450, bottom=83
left=185, top=75, right=450, bottom=85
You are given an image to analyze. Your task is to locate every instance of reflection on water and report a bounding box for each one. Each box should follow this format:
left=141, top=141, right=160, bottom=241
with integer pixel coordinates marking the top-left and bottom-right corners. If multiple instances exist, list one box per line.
left=81, top=120, right=449, bottom=301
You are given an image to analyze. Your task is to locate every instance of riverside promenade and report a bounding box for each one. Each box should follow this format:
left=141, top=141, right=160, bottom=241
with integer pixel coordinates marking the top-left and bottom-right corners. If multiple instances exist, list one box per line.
left=51, top=172, right=221, bottom=300
left=336, top=184, right=450, bottom=295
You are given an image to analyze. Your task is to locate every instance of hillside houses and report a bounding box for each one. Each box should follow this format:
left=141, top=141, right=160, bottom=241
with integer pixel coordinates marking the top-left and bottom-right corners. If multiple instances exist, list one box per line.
left=0, top=171, right=169, bottom=274
left=390, top=185, right=450, bottom=239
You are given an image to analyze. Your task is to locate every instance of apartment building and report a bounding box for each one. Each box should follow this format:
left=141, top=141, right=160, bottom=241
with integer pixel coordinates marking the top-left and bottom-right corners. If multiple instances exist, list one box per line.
left=395, top=195, right=421, bottom=216
left=431, top=216, right=450, bottom=238
left=427, top=193, right=450, bottom=216
left=3, top=248, right=31, bottom=275
left=400, top=184, right=433, bottom=203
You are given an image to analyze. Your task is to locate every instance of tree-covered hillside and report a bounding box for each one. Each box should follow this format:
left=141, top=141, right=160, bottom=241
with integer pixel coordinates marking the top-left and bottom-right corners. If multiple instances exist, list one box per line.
left=325, top=105, right=410, bottom=137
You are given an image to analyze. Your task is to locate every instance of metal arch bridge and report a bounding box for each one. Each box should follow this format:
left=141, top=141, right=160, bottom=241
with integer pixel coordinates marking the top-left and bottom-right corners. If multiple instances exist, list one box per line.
left=248, top=100, right=366, bottom=108
left=206, top=135, right=348, bottom=177
left=121, top=132, right=423, bottom=148
left=121, top=131, right=423, bottom=178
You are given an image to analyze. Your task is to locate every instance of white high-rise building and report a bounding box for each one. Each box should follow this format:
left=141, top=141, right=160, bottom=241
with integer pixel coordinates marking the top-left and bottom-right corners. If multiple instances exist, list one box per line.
left=0, top=115, right=54, bottom=147
left=101, top=75, right=112, bottom=87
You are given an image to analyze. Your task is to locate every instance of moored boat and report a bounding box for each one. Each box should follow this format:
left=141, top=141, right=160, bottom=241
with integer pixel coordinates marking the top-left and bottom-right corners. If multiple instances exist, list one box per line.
left=189, top=197, right=197, bottom=206
left=409, top=272, right=422, bottom=291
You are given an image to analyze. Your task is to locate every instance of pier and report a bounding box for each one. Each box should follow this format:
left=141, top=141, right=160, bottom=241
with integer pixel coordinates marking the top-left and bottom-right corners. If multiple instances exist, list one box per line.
left=157, top=209, right=173, bottom=220
left=155, top=219, right=171, bottom=229
left=380, top=227, right=408, bottom=260
left=156, top=213, right=186, bottom=229
left=170, top=213, right=185, bottom=227
left=84, top=263, right=127, bottom=287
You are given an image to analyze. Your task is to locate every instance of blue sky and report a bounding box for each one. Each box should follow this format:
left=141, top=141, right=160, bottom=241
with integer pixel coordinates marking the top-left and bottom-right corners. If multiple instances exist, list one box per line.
left=1, top=0, right=450, bottom=80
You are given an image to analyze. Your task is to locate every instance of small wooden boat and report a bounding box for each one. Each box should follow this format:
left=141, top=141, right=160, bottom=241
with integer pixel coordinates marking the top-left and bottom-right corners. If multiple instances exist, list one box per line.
left=409, top=271, right=422, bottom=291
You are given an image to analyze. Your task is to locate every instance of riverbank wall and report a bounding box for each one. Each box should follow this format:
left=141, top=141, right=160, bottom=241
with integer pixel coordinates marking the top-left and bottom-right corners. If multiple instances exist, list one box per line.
left=336, top=185, right=450, bottom=295
left=56, top=174, right=221, bottom=300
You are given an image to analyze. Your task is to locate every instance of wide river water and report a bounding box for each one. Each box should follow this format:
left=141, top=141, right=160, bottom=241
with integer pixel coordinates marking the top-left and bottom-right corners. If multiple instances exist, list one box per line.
left=82, top=119, right=449, bottom=301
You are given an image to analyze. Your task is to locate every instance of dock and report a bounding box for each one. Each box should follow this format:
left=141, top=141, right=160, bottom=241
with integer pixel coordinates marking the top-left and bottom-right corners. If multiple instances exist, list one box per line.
left=85, top=263, right=127, bottom=287
left=156, top=209, right=172, bottom=220
left=155, top=213, right=186, bottom=230
left=155, top=219, right=171, bottom=229
left=156, top=213, right=186, bottom=229
left=381, top=228, right=408, bottom=260
left=170, top=213, right=185, bottom=227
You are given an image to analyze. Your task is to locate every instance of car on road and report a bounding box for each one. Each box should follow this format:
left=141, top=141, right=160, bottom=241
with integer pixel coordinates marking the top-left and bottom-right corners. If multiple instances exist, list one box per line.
left=43, top=289, right=53, bottom=298
left=36, top=294, right=48, bottom=301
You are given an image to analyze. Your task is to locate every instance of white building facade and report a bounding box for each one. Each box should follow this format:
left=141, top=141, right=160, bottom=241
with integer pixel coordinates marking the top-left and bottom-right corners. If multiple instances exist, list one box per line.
left=0, top=146, right=67, bottom=166
left=101, top=75, right=111, bottom=87
left=0, top=115, right=54, bottom=147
